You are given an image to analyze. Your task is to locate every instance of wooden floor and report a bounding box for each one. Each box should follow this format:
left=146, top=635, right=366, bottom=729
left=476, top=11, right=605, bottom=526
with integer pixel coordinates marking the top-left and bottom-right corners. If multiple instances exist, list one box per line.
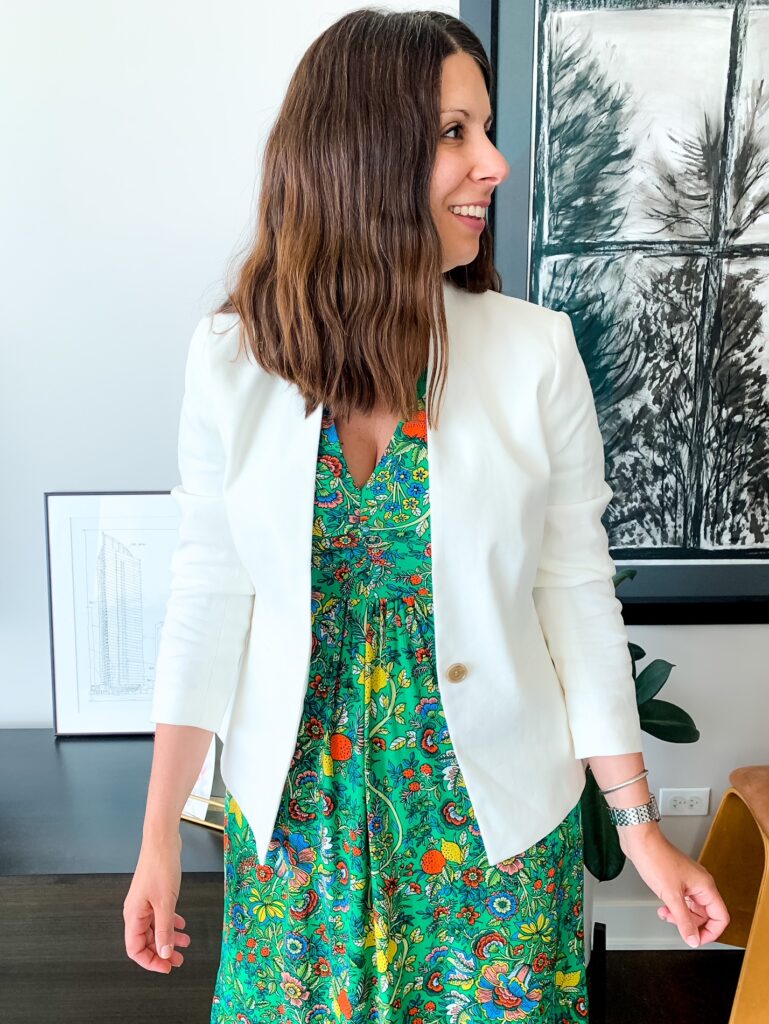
left=0, top=874, right=744, bottom=1023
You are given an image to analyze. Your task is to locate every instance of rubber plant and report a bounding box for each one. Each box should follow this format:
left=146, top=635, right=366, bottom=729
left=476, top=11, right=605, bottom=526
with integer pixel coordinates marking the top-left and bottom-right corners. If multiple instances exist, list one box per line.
left=579, top=567, right=700, bottom=881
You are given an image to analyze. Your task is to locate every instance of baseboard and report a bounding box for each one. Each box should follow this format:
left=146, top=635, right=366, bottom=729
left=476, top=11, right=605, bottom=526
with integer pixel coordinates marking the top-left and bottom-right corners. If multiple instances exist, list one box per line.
left=593, top=898, right=745, bottom=951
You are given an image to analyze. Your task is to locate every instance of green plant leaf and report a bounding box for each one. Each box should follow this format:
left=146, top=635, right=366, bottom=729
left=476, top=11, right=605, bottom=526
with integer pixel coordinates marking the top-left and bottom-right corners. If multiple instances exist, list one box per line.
left=635, top=658, right=676, bottom=704
left=580, top=768, right=626, bottom=881
left=628, top=640, right=646, bottom=662
left=639, top=698, right=700, bottom=742
left=612, top=568, right=637, bottom=589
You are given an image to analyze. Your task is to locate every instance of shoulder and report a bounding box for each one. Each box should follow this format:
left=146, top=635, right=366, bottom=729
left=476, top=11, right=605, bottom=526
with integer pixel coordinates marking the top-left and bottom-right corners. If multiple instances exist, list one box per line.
left=444, top=280, right=565, bottom=343
left=187, top=310, right=267, bottom=378
left=443, top=282, right=568, bottom=385
left=189, top=311, right=242, bottom=361
left=182, top=311, right=275, bottom=418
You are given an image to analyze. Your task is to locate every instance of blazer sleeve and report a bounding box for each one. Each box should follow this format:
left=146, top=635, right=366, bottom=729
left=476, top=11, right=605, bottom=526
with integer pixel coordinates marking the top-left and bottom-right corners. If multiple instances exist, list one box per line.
left=532, top=310, right=643, bottom=759
left=149, top=315, right=255, bottom=735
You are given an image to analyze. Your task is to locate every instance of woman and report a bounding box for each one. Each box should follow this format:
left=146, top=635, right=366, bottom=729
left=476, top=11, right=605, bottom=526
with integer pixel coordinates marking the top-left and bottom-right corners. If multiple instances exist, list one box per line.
left=124, top=8, right=729, bottom=1022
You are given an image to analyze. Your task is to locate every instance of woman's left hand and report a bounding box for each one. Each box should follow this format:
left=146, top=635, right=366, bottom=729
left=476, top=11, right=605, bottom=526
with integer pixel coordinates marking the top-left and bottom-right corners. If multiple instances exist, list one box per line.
left=618, top=825, right=730, bottom=948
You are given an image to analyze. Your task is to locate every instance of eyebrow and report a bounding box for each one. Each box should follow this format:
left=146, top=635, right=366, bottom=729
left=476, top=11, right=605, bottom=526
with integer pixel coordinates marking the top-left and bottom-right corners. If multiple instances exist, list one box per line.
left=441, top=108, right=494, bottom=126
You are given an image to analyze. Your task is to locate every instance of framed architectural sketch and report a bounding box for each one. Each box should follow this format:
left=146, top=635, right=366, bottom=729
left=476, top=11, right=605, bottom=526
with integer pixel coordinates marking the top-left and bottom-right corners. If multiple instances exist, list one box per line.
left=491, top=0, right=769, bottom=623
left=45, top=491, right=181, bottom=735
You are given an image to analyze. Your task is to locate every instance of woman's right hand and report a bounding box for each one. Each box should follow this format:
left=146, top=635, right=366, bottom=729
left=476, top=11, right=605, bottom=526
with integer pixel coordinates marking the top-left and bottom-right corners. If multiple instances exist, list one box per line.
left=123, top=830, right=191, bottom=973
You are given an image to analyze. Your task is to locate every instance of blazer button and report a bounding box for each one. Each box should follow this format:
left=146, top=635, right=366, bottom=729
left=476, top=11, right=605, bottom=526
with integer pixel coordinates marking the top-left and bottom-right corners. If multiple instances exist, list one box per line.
left=446, top=662, right=468, bottom=683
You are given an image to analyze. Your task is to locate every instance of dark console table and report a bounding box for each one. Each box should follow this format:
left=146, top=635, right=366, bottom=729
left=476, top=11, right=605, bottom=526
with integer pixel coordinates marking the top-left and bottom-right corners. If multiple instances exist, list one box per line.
left=0, top=727, right=225, bottom=1023
left=0, top=727, right=224, bottom=874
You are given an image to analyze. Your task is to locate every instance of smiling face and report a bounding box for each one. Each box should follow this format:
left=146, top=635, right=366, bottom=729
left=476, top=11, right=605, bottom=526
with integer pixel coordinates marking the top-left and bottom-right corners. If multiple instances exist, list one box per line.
left=430, top=52, right=510, bottom=273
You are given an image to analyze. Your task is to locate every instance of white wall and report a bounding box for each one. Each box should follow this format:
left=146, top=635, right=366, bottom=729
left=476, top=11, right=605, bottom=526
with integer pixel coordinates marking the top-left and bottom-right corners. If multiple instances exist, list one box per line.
left=0, top=0, right=457, bottom=729
left=2, top=0, right=766, bottom=951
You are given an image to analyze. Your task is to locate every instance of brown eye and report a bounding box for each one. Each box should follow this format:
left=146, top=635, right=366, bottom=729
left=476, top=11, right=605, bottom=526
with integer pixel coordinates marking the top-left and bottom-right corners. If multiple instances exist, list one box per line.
left=442, top=123, right=493, bottom=140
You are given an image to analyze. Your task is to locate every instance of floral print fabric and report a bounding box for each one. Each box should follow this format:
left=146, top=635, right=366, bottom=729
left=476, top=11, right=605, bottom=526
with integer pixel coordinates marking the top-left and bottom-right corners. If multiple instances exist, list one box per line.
left=211, top=368, right=589, bottom=1023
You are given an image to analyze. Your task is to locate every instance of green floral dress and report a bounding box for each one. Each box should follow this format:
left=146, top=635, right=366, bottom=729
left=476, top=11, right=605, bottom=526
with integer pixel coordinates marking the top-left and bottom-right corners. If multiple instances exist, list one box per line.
left=211, top=368, right=589, bottom=1024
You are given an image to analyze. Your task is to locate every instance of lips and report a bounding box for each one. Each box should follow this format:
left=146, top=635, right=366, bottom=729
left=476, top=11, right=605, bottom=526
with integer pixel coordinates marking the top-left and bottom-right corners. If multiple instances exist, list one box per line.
left=448, top=208, right=486, bottom=232
left=448, top=199, right=492, bottom=208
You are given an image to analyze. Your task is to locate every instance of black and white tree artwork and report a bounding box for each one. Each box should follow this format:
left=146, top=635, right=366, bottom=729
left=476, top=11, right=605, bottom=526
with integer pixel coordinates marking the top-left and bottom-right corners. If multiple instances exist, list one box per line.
left=530, top=0, right=769, bottom=555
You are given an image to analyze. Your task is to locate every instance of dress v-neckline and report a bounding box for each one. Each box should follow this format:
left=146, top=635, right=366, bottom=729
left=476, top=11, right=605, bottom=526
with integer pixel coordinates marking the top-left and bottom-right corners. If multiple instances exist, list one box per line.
left=330, top=416, right=402, bottom=493
left=325, top=369, right=426, bottom=493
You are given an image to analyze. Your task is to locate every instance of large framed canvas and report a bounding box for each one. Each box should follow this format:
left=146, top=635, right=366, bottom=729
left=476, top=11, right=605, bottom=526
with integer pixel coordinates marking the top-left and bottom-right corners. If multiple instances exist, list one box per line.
left=489, top=0, right=769, bottom=623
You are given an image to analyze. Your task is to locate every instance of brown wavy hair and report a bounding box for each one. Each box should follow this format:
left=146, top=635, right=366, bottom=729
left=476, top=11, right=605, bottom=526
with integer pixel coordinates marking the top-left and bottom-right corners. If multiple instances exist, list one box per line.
left=213, top=6, right=502, bottom=429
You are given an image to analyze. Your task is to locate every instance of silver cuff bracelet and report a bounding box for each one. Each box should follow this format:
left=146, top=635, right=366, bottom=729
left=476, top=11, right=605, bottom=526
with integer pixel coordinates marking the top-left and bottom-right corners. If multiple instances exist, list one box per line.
left=607, top=792, right=661, bottom=827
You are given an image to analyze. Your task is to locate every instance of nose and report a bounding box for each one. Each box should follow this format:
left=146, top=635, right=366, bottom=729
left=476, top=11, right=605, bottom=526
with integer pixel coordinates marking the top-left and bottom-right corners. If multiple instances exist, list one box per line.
left=488, top=141, right=511, bottom=183
left=476, top=140, right=510, bottom=188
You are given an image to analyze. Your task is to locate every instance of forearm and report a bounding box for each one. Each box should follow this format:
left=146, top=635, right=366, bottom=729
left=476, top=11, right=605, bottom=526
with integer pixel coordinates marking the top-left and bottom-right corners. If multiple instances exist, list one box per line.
left=586, top=751, right=662, bottom=851
left=142, top=723, right=214, bottom=842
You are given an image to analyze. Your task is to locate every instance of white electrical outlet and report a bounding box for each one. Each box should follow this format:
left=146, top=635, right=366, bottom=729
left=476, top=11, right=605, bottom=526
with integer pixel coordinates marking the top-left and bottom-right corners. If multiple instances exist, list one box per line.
left=659, top=788, right=710, bottom=815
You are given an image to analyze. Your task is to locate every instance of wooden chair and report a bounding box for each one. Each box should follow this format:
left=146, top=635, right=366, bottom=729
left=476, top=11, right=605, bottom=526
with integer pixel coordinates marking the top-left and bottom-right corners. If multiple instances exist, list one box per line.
left=697, top=765, right=769, bottom=1023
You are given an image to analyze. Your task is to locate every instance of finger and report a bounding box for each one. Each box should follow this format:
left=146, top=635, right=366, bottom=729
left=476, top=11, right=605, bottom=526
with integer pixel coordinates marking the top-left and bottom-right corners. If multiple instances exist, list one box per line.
left=150, top=929, right=191, bottom=957
left=684, top=887, right=731, bottom=945
left=172, top=928, right=192, bottom=948
left=655, top=901, right=708, bottom=925
left=153, top=926, right=192, bottom=949
left=143, top=948, right=175, bottom=972
left=145, top=948, right=185, bottom=972
left=155, top=909, right=180, bottom=960
left=124, top=904, right=189, bottom=962
left=125, top=926, right=173, bottom=973
left=667, top=890, right=702, bottom=947
left=125, top=914, right=170, bottom=972
left=658, top=900, right=707, bottom=932
left=682, top=896, right=708, bottom=923
left=146, top=926, right=187, bottom=972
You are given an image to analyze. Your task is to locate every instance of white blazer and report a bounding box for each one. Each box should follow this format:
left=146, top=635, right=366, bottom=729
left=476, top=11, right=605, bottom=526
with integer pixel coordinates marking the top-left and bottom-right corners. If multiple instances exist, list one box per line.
left=150, top=279, right=643, bottom=866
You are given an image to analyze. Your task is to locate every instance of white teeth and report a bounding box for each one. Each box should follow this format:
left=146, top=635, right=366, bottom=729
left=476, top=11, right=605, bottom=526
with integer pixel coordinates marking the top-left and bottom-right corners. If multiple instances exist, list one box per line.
left=449, top=204, right=486, bottom=218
